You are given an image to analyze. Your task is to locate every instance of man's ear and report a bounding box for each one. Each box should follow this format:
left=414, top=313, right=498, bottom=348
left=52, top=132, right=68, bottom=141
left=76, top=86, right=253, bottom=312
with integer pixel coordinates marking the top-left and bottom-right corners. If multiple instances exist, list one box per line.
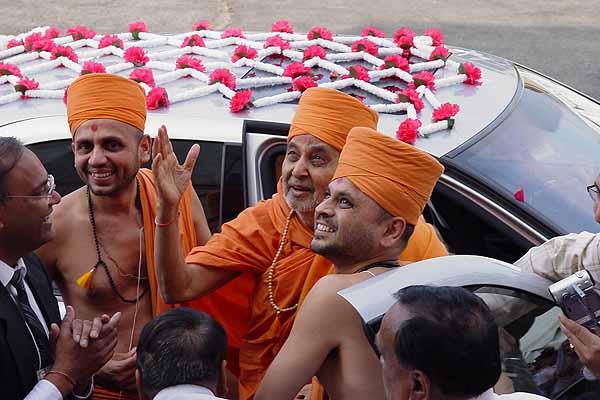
left=381, top=216, right=406, bottom=249
left=409, top=370, right=430, bottom=400
left=139, top=134, right=152, bottom=164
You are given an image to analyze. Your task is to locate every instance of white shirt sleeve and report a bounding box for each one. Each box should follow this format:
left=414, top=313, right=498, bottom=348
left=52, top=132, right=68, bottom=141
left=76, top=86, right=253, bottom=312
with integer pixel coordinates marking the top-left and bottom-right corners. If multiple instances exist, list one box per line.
left=24, top=379, right=63, bottom=400
left=514, top=232, right=600, bottom=282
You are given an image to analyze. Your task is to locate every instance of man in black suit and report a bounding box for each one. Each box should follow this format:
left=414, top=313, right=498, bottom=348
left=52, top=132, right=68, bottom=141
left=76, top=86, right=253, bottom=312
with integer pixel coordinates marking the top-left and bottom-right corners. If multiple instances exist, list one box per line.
left=0, top=137, right=120, bottom=399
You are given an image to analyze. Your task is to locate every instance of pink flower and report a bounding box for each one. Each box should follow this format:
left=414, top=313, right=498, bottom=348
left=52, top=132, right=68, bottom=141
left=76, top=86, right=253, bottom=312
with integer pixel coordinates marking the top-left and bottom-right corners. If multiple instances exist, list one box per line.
left=379, top=54, right=409, bottom=71
left=221, top=27, right=244, bottom=39
left=14, top=77, right=39, bottom=97
left=193, top=20, right=211, bottom=31
left=129, top=68, right=155, bottom=87
left=51, top=45, right=78, bottom=62
left=63, top=88, right=68, bottom=104
left=397, top=88, right=424, bottom=113
left=209, top=69, right=236, bottom=90
left=424, top=28, right=444, bottom=47
left=128, top=21, right=147, bottom=40
left=181, top=34, right=205, bottom=48
left=124, top=46, right=149, bottom=66
left=44, top=27, right=61, bottom=39
left=396, top=119, right=421, bottom=145
left=430, top=46, right=449, bottom=61
left=0, top=63, right=22, bottom=77
left=230, top=89, right=253, bottom=113
left=460, top=62, right=482, bottom=85
left=393, top=27, right=414, bottom=49
left=272, top=20, right=294, bottom=33
left=303, top=45, right=326, bottom=61
left=343, top=65, right=370, bottom=82
left=283, top=62, right=311, bottom=78
left=351, top=38, right=378, bottom=56
left=176, top=55, right=205, bottom=73
left=24, top=32, right=56, bottom=53
left=98, top=34, right=123, bottom=49
left=7, top=38, right=23, bottom=48
left=307, top=26, right=333, bottom=41
left=66, top=25, right=96, bottom=41
left=264, top=35, right=290, bottom=50
left=361, top=26, right=385, bottom=38
left=432, top=102, right=460, bottom=122
left=231, top=45, right=257, bottom=62
left=80, top=61, right=105, bottom=75
left=409, top=71, right=436, bottom=91
left=146, top=87, right=169, bottom=110
left=292, top=76, right=317, bottom=92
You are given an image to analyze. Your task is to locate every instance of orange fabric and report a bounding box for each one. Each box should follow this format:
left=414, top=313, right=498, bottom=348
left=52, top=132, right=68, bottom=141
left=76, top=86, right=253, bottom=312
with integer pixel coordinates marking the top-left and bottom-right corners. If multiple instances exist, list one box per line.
left=185, top=184, right=447, bottom=400
left=92, top=385, right=138, bottom=400
left=288, top=87, right=378, bottom=152
left=333, top=127, right=444, bottom=225
left=137, top=168, right=252, bottom=374
left=66, top=73, right=146, bottom=136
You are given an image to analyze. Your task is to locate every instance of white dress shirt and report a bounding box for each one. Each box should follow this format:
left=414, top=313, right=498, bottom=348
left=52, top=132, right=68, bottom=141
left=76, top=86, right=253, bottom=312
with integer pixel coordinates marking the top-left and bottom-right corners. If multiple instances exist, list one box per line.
left=154, top=384, right=228, bottom=400
left=473, top=389, right=549, bottom=399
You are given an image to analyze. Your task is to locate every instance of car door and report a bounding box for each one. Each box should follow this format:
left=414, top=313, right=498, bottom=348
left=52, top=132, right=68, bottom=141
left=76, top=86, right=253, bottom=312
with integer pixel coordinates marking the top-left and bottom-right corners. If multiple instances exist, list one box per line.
left=339, top=255, right=600, bottom=399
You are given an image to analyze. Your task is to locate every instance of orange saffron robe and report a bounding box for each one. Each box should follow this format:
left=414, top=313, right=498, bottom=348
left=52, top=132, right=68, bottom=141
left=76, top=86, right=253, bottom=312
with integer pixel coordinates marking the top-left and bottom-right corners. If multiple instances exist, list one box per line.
left=185, top=186, right=447, bottom=400
left=93, top=169, right=252, bottom=400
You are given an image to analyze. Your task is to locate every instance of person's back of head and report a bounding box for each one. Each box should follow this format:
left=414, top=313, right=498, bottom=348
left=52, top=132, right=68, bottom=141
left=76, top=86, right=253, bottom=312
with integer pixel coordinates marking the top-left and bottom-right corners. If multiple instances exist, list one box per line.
left=136, top=308, right=227, bottom=399
left=378, top=285, right=501, bottom=400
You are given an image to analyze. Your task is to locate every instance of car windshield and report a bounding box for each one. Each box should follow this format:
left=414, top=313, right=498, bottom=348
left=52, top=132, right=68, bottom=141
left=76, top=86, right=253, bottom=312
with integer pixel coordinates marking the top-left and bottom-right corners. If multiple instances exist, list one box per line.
left=454, top=74, right=600, bottom=234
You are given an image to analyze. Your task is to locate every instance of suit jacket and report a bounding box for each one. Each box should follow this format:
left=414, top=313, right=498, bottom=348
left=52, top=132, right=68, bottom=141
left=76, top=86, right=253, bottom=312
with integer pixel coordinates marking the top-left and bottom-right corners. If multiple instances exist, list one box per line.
left=0, top=253, right=62, bottom=399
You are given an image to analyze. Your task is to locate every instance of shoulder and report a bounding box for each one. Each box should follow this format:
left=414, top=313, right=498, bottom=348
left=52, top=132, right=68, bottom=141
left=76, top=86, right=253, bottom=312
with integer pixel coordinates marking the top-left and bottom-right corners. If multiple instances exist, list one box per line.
left=300, top=274, right=365, bottom=320
left=53, top=187, right=86, bottom=224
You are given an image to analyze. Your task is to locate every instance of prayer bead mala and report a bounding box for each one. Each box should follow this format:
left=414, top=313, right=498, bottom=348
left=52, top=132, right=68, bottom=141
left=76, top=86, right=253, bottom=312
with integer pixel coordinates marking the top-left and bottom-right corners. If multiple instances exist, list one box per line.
left=267, top=210, right=298, bottom=315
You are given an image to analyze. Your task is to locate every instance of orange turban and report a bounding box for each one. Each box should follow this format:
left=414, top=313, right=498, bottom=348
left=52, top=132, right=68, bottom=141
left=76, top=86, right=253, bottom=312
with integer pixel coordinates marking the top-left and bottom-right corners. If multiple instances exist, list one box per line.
left=288, top=87, right=378, bottom=152
left=333, top=127, right=444, bottom=225
left=66, top=73, right=147, bottom=137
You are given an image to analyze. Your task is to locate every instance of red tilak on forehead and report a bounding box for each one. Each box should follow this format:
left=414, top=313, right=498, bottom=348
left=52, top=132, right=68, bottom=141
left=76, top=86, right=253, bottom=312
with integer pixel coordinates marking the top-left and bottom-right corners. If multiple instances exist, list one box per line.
left=90, top=123, right=97, bottom=132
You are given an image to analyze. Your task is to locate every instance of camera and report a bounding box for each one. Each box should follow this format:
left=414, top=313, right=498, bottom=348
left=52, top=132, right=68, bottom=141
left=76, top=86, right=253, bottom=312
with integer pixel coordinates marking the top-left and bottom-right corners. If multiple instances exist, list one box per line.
left=548, top=270, right=600, bottom=333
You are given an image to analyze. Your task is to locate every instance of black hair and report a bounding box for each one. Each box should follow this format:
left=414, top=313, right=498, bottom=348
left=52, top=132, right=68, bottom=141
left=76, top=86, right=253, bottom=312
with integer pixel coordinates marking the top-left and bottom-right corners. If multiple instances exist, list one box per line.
left=0, top=137, right=26, bottom=202
left=136, top=308, right=227, bottom=395
left=392, top=285, right=501, bottom=398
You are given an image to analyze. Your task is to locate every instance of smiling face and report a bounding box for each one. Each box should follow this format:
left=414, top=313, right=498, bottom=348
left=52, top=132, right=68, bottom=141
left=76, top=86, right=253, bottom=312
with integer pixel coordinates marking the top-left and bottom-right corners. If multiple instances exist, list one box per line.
left=281, top=135, right=339, bottom=223
left=72, top=119, right=151, bottom=196
left=311, top=177, right=390, bottom=266
left=0, top=149, right=61, bottom=253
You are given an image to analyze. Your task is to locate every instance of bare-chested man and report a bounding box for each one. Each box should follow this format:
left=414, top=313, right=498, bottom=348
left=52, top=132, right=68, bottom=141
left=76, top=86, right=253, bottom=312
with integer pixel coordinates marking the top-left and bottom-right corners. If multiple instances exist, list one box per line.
left=36, top=73, right=214, bottom=399
left=255, top=127, right=444, bottom=400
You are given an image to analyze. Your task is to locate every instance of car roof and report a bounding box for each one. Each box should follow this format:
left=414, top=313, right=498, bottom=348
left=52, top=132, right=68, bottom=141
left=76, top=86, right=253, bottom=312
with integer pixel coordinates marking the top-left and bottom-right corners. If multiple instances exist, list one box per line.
left=0, top=29, right=519, bottom=158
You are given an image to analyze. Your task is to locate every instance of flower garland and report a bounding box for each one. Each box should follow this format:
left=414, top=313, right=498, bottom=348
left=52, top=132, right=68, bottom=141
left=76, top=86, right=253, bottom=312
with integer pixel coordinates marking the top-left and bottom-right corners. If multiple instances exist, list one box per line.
left=0, top=22, right=484, bottom=145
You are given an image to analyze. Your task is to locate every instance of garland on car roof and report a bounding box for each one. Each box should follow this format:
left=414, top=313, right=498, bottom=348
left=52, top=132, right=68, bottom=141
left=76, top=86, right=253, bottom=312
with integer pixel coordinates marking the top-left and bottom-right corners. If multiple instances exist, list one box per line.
left=0, top=20, right=482, bottom=145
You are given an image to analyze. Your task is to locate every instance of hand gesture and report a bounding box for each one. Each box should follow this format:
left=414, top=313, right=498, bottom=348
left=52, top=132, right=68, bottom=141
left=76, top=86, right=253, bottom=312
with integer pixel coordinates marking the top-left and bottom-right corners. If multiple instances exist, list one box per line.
left=152, top=125, right=200, bottom=210
left=559, top=314, right=600, bottom=378
left=95, top=348, right=138, bottom=392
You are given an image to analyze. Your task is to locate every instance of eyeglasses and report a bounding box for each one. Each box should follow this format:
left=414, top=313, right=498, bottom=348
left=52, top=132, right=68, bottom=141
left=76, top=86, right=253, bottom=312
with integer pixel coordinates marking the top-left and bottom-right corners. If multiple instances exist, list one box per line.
left=4, top=175, right=56, bottom=200
left=587, top=183, right=599, bottom=203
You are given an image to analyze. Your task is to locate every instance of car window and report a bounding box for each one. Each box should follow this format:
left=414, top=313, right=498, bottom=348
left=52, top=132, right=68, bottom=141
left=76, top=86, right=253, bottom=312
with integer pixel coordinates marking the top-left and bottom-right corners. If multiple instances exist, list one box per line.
left=474, top=286, right=600, bottom=399
left=454, top=83, right=600, bottom=234
left=28, top=139, right=243, bottom=233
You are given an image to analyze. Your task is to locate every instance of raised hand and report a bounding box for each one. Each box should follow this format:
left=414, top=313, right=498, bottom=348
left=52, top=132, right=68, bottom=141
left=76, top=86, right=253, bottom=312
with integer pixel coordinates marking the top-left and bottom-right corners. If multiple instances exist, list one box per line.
left=559, top=314, right=600, bottom=378
left=152, top=125, right=200, bottom=211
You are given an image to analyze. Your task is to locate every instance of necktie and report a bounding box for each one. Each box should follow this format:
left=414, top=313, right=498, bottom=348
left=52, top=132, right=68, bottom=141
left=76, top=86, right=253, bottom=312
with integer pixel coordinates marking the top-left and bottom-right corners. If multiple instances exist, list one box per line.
left=10, top=268, right=54, bottom=369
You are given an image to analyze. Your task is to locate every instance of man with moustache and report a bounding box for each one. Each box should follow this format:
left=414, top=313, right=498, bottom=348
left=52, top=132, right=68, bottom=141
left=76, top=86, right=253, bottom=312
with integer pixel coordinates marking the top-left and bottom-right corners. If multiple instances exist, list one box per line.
left=255, top=126, right=444, bottom=400
left=153, top=88, right=448, bottom=399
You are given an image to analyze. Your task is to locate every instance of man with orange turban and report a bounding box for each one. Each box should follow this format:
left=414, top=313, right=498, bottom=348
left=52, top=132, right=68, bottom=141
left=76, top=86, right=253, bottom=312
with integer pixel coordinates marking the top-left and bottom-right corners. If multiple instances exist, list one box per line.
left=36, top=73, right=251, bottom=400
left=255, top=127, right=445, bottom=400
left=153, top=87, right=448, bottom=400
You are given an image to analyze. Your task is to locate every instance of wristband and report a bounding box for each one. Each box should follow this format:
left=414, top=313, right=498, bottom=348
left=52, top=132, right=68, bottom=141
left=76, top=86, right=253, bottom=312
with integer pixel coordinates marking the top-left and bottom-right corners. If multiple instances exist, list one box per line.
left=46, top=370, right=77, bottom=388
left=155, top=212, right=180, bottom=227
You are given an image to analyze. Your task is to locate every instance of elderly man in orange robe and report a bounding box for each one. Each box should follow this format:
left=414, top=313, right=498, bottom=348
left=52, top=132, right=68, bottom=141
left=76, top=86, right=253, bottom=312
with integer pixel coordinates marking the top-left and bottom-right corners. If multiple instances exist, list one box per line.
left=152, top=87, right=448, bottom=400
left=255, top=127, right=444, bottom=400
left=37, top=73, right=251, bottom=400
